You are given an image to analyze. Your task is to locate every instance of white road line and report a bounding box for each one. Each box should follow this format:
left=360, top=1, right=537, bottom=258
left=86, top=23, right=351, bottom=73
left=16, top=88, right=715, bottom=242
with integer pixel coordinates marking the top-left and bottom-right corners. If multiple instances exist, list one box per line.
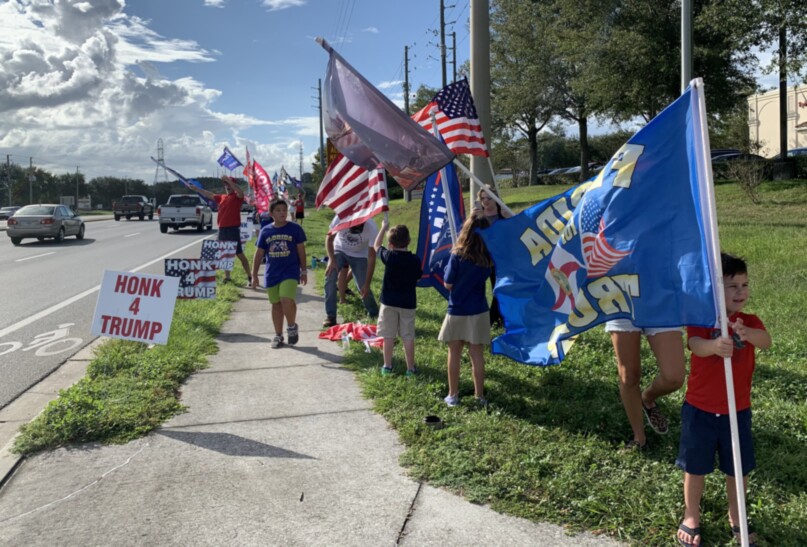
left=124, top=233, right=140, bottom=238
left=0, top=235, right=214, bottom=340
left=15, top=252, right=55, bottom=262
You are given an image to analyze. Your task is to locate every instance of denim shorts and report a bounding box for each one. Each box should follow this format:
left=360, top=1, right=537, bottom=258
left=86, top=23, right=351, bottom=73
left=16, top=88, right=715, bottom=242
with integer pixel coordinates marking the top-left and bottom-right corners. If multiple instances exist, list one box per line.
left=675, top=401, right=755, bottom=477
left=604, top=319, right=681, bottom=337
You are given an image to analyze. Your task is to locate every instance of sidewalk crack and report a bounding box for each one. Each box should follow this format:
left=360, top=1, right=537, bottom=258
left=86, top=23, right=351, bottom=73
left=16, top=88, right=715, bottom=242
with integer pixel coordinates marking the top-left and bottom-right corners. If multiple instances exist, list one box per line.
left=396, top=481, right=423, bottom=545
left=0, top=443, right=148, bottom=525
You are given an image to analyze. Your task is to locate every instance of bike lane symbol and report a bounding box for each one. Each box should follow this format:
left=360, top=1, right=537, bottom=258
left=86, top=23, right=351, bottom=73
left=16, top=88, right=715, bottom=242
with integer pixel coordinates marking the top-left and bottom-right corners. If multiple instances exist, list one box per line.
left=0, top=323, right=84, bottom=357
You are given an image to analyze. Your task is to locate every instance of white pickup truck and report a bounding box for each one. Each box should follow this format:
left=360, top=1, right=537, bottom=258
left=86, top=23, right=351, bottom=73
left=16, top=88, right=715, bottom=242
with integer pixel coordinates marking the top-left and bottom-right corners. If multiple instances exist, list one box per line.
left=158, top=194, right=214, bottom=233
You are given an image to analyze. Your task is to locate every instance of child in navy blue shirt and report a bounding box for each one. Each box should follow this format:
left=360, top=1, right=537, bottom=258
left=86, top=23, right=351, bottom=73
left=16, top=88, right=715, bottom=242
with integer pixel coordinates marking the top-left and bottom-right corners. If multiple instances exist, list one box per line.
left=373, top=219, right=423, bottom=376
left=439, top=213, right=492, bottom=407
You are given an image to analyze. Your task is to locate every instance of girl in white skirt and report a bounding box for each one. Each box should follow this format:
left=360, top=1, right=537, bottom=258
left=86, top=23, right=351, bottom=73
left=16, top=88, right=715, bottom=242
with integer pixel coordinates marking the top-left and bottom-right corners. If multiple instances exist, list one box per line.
left=439, top=213, right=493, bottom=407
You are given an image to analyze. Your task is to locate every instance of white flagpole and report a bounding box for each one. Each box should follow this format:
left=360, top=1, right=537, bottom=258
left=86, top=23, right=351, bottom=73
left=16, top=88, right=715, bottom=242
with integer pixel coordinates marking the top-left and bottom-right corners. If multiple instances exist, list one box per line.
left=692, top=78, right=749, bottom=547
left=486, top=156, right=502, bottom=195
left=430, top=111, right=458, bottom=244
left=452, top=159, right=515, bottom=217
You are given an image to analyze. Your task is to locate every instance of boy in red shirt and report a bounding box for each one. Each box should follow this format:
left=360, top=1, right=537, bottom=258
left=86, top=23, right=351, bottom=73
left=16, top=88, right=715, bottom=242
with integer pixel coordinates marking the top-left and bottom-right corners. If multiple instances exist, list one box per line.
left=676, top=253, right=772, bottom=547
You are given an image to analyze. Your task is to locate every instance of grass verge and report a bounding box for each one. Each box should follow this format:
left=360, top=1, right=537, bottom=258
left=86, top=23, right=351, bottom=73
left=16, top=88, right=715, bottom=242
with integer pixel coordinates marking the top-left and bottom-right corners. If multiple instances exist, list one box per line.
left=12, top=269, right=247, bottom=454
left=309, top=180, right=807, bottom=546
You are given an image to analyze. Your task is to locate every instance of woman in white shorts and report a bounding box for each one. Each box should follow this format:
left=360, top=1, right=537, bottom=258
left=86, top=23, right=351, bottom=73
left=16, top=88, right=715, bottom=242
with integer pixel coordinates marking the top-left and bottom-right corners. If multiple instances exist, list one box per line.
left=605, top=319, right=686, bottom=450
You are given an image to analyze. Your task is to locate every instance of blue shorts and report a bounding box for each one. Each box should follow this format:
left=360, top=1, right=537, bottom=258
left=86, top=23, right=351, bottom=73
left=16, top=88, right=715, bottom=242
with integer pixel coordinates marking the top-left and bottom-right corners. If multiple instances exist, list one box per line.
left=675, top=401, right=755, bottom=477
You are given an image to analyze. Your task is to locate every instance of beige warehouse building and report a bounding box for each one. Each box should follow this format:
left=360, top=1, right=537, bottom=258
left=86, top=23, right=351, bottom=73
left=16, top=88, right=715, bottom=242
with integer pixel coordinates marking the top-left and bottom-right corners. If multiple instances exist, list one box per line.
left=747, top=84, right=807, bottom=158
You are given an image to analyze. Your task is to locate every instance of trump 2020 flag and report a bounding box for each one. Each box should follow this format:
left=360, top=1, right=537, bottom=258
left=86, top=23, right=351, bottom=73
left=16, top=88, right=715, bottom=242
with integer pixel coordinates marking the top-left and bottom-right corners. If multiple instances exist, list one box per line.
left=217, top=147, right=243, bottom=171
left=412, top=78, right=488, bottom=157
left=479, top=81, right=719, bottom=365
left=415, top=160, right=465, bottom=299
left=318, top=38, right=454, bottom=191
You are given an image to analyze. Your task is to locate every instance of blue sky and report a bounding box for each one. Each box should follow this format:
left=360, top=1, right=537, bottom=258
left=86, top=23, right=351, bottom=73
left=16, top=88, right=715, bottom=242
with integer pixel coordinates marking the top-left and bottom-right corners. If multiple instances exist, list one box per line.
left=0, top=0, right=470, bottom=183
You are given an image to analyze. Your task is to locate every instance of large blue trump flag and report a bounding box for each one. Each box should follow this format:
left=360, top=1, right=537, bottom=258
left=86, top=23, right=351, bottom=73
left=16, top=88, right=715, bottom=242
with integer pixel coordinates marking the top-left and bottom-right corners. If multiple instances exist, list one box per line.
left=480, top=82, right=719, bottom=365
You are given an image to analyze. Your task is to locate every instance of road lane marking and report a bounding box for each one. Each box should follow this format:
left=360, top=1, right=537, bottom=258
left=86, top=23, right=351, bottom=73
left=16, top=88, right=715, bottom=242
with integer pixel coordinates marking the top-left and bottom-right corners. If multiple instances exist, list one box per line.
left=124, top=233, right=140, bottom=238
left=0, top=235, right=214, bottom=340
left=15, top=252, right=55, bottom=262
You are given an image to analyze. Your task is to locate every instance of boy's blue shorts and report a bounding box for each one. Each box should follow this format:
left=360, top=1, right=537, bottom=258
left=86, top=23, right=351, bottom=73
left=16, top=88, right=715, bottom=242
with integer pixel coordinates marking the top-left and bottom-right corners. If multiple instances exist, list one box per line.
left=675, top=401, right=755, bottom=477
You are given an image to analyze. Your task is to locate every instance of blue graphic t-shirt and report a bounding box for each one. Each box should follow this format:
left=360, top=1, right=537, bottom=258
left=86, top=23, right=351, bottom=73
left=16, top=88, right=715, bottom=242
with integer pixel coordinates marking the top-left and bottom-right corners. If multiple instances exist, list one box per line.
left=257, top=222, right=307, bottom=287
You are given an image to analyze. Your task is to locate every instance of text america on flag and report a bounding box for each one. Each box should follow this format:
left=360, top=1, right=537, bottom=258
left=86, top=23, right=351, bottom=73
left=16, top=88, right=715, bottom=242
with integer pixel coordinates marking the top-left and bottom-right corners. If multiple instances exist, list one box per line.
left=316, top=153, right=388, bottom=234
left=411, top=78, right=488, bottom=158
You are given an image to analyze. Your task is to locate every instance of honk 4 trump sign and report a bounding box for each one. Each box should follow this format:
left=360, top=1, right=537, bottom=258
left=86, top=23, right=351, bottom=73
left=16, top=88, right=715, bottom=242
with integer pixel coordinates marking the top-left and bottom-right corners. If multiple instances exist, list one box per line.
left=91, top=270, right=179, bottom=345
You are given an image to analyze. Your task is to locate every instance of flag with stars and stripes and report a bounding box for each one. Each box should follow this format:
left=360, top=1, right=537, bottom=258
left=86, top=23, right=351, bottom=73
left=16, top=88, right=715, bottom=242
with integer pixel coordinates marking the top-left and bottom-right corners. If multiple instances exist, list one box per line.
left=411, top=78, right=488, bottom=157
left=415, top=160, right=465, bottom=299
left=316, top=153, right=389, bottom=234
left=578, top=198, right=631, bottom=277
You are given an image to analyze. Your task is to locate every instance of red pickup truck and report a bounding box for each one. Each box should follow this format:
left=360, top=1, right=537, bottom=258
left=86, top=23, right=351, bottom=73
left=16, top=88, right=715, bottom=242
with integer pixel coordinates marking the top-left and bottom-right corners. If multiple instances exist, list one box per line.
left=113, top=195, right=154, bottom=221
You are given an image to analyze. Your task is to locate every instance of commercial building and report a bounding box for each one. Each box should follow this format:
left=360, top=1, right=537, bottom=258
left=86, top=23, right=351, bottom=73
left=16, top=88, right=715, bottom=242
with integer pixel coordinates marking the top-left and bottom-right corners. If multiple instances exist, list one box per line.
left=747, top=84, right=807, bottom=157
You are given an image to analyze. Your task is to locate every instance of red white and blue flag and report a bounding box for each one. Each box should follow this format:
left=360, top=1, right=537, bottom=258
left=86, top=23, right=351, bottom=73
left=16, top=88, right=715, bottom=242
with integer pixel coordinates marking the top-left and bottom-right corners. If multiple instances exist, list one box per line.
left=579, top=198, right=631, bottom=278
left=411, top=78, right=488, bottom=157
left=164, top=258, right=217, bottom=300
left=316, top=153, right=388, bottom=234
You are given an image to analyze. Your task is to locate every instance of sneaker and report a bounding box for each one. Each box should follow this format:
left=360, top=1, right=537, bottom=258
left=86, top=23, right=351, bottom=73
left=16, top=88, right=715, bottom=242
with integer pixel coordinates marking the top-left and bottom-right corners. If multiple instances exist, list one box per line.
left=287, top=323, right=299, bottom=345
left=271, top=334, right=284, bottom=349
left=444, top=394, right=460, bottom=407
left=622, top=439, right=647, bottom=451
left=380, top=366, right=393, bottom=376
left=405, top=368, right=418, bottom=378
left=642, top=403, right=669, bottom=435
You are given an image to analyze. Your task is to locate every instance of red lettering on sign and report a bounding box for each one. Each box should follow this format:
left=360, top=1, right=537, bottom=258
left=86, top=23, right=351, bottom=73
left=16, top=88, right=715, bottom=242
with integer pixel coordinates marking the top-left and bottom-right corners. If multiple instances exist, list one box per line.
left=113, top=275, right=163, bottom=297
left=100, top=315, right=163, bottom=341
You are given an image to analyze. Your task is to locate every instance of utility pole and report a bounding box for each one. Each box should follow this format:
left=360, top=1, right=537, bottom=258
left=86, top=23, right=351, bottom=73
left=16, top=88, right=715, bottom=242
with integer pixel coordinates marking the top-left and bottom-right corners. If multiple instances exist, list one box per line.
left=440, top=0, right=447, bottom=87
left=681, top=0, right=692, bottom=93
left=452, top=31, right=457, bottom=83
left=404, top=46, right=411, bottom=115
left=75, top=166, right=80, bottom=209
left=317, top=79, right=325, bottom=174
left=29, top=157, right=33, bottom=204
left=299, top=142, right=304, bottom=181
left=470, top=0, right=493, bottom=201
left=5, top=154, right=11, bottom=206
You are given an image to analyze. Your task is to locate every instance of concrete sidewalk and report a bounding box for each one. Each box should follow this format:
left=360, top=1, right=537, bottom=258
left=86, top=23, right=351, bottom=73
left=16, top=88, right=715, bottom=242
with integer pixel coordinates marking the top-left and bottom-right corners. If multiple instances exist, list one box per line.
left=0, top=280, right=619, bottom=546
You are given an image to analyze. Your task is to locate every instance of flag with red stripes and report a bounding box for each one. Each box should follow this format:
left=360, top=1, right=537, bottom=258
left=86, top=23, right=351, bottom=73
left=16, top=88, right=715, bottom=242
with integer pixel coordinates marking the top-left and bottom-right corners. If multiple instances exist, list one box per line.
left=411, top=78, right=488, bottom=157
left=316, top=153, right=388, bottom=234
left=252, top=159, right=275, bottom=214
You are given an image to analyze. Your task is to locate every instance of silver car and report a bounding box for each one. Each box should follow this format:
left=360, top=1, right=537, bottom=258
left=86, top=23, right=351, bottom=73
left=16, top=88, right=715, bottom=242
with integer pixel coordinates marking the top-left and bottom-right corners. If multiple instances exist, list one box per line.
left=7, top=204, right=85, bottom=245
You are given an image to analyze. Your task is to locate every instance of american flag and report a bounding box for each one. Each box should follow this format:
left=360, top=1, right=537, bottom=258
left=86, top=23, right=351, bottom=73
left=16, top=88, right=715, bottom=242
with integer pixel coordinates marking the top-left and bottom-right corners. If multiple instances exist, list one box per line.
left=315, top=153, right=388, bottom=234
left=579, top=198, right=631, bottom=278
left=411, top=78, right=488, bottom=157
left=164, top=259, right=217, bottom=300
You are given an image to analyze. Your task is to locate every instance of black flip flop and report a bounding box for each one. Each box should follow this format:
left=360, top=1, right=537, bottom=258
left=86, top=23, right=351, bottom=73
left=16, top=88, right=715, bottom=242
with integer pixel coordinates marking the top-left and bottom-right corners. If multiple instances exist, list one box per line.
left=677, top=523, right=701, bottom=547
left=730, top=525, right=759, bottom=547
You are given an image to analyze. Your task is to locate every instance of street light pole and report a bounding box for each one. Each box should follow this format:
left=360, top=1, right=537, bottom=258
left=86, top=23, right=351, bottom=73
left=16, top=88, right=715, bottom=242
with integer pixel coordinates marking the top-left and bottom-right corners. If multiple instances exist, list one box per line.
left=75, top=166, right=79, bottom=210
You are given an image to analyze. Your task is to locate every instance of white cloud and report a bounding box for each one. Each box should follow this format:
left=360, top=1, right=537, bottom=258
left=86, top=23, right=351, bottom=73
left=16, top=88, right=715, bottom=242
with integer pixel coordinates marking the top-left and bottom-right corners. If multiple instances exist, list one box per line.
left=0, top=0, right=297, bottom=183
left=377, top=80, right=403, bottom=90
left=260, top=0, right=306, bottom=11
left=204, top=0, right=225, bottom=7
left=362, top=27, right=379, bottom=34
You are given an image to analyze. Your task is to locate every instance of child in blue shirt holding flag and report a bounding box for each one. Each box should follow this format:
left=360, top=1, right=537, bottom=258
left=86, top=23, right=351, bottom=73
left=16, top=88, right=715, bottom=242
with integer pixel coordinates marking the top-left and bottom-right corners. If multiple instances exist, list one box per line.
left=439, top=213, right=492, bottom=407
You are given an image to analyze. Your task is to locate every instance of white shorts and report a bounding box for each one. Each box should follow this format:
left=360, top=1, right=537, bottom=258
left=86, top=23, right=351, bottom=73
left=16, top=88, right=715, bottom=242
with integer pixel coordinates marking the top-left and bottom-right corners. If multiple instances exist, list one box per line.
left=604, top=319, right=682, bottom=337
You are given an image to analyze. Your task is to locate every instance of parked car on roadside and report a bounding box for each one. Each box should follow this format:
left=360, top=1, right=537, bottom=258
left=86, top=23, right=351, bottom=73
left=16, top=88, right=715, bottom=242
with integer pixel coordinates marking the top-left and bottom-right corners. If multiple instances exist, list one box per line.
left=772, top=147, right=807, bottom=159
left=6, top=204, right=85, bottom=245
left=0, top=206, right=21, bottom=220
left=711, top=153, right=771, bottom=180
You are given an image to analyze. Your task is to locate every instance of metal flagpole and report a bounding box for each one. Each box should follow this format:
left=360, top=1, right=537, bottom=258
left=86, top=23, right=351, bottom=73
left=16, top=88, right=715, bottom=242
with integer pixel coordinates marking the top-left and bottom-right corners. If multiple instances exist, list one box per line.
left=430, top=111, right=458, bottom=243
left=691, top=78, right=749, bottom=547
left=452, top=159, right=514, bottom=217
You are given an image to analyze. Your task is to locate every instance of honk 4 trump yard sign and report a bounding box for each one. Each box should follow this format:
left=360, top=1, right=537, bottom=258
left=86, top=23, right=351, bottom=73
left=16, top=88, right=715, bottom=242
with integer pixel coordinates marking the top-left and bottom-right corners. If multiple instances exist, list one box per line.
left=91, top=270, right=179, bottom=345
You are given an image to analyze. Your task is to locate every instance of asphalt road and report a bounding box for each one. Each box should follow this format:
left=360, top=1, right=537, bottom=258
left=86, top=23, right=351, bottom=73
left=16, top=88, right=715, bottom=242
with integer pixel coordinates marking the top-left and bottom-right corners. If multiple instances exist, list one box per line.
left=0, top=215, right=226, bottom=410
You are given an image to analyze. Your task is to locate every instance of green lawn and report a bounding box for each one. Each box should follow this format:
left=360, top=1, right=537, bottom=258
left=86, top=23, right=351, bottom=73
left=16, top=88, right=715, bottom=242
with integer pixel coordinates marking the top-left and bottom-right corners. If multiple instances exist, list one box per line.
left=308, top=180, right=807, bottom=546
